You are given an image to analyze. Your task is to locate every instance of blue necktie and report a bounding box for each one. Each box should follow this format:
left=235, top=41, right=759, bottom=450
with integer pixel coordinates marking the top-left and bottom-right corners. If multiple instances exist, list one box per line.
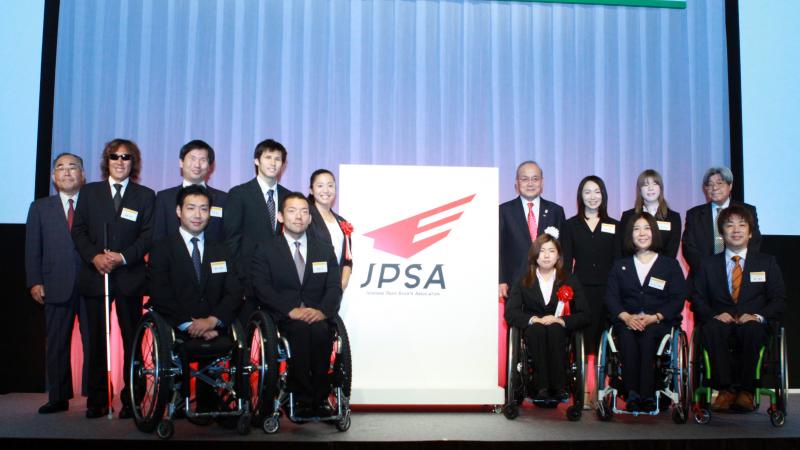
left=266, top=190, right=276, bottom=232
left=191, top=237, right=201, bottom=282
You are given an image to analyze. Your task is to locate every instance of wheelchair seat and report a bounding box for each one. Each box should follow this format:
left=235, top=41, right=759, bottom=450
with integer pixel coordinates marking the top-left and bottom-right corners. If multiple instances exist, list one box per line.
left=178, top=335, right=235, bottom=358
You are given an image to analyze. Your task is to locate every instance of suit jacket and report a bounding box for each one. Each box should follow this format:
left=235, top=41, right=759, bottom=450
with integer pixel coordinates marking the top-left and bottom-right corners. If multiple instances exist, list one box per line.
left=620, top=208, right=682, bottom=259
left=25, top=195, right=82, bottom=304
left=71, top=180, right=155, bottom=297
left=681, top=200, right=761, bottom=279
left=505, top=274, right=590, bottom=332
left=560, top=215, right=622, bottom=286
left=605, top=255, right=687, bottom=326
left=153, top=184, right=227, bottom=243
left=690, top=252, right=785, bottom=324
left=223, top=178, right=291, bottom=285
left=148, top=234, right=243, bottom=329
left=499, top=196, right=566, bottom=286
left=308, top=203, right=353, bottom=269
left=250, top=234, right=342, bottom=320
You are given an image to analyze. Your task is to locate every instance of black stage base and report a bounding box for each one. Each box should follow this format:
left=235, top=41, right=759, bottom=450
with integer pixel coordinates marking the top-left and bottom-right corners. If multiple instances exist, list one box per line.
left=2, top=393, right=799, bottom=450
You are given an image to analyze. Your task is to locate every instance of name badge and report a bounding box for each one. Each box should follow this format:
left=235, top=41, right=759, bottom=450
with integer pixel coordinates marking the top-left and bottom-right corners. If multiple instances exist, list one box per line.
left=210, top=261, right=227, bottom=274
left=648, top=277, right=666, bottom=290
left=312, top=261, right=328, bottom=273
left=601, top=223, right=616, bottom=234
left=657, top=221, right=671, bottom=231
left=120, top=208, right=138, bottom=222
left=210, top=206, right=223, bottom=218
left=750, top=271, right=766, bottom=283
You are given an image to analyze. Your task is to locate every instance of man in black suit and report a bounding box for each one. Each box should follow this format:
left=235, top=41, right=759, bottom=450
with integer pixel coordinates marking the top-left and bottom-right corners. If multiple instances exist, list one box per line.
left=25, top=153, right=89, bottom=414
left=682, top=166, right=761, bottom=281
left=691, top=205, right=785, bottom=412
left=250, top=193, right=342, bottom=417
left=153, top=140, right=227, bottom=242
left=71, top=139, right=155, bottom=419
left=499, top=161, right=566, bottom=298
left=224, top=139, right=291, bottom=320
left=148, top=185, right=243, bottom=410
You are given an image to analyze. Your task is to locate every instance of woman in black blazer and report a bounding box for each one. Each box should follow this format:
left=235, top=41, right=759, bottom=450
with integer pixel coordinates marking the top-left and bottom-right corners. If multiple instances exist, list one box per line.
left=620, top=169, right=682, bottom=258
left=505, top=233, right=590, bottom=402
left=307, top=169, right=353, bottom=289
left=560, top=175, right=621, bottom=354
left=605, top=212, right=687, bottom=412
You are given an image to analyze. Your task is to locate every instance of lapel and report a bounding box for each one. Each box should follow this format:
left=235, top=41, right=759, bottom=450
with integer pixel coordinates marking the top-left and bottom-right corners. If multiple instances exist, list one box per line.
left=277, top=236, right=302, bottom=286
left=199, top=240, right=216, bottom=292
left=538, top=198, right=551, bottom=232
left=48, top=195, right=70, bottom=231
left=248, top=178, right=278, bottom=235
left=715, top=254, right=732, bottom=302
left=737, top=253, right=755, bottom=303
left=100, top=181, right=118, bottom=221
left=511, top=197, right=532, bottom=243
left=699, top=205, right=714, bottom=253
left=626, top=256, right=647, bottom=288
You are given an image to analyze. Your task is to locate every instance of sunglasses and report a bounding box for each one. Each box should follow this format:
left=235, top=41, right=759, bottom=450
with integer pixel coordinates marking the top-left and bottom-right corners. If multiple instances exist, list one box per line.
left=109, top=153, right=133, bottom=161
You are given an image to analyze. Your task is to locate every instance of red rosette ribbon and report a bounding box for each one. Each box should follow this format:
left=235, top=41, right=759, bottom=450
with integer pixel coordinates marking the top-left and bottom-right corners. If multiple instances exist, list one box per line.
left=556, top=285, right=573, bottom=317
left=339, top=220, right=354, bottom=261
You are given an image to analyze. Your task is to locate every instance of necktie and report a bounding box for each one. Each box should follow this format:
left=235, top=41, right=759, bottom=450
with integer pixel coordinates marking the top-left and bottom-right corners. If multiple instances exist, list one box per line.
left=527, top=201, right=538, bottom=241
left=294, top=241, right=305, bottom=283
left=113, top=183, right=123, bottom=213
left=67, top=199, right=74, bottom=231
left=731, top=255, right=742, bottom=303
left=191, top=237, right=201, bottom=282
left=266, top=190, right=276, bottom=232
left=713, top=206, right=724, bottom=254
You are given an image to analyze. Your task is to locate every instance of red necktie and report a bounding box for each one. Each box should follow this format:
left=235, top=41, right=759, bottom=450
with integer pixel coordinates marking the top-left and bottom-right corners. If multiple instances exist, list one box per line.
left=67, top=198, right=75, bottom=231
left=527, top=202, right=538, bottom=241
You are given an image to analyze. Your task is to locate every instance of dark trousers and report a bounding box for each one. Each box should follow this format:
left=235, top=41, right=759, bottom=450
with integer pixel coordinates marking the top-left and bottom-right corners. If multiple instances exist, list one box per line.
left=279, top=319, right=333, bottom=406
left=616, top=322, right=670, bottom=398
left=582, top=284, right=608, bottom=353
left=43, top=290, right=89, bottom=402
left=702, top=320, right=767, bottom=392
left=85, top=295, right=143, bottom=408
left=524, top=323, right=567, bottom=391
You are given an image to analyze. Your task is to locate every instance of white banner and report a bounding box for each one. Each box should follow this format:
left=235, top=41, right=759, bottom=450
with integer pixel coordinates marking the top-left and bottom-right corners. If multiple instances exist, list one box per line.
left=339, top=164, right=503, bottom=405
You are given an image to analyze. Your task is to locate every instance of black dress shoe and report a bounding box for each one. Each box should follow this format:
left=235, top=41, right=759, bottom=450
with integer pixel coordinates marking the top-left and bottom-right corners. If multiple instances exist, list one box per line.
left=625, top=391, right=640, bottom=412
left=639, top=398, right=656, bottom=412
left=314, top=404, right=335, bottom=418
left=86, top=406, right=109, bottom=419
left=119, top=405, right=134, bottom=419
left=552, top=389, right=570, bottom=402
left=534, top=389, right=551, bottom=402
left=294, top=404, right=315, bottom=418
left=39, top=401, right=69, bottom=414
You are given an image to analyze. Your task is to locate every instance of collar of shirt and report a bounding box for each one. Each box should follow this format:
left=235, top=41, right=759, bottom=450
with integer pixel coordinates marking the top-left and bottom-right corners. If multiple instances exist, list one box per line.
left=182, top=180, right=206, bottom=188
left=179, top=227, right=205, bottom=260
left=711, top=198, right=731, bottom=214
left=519, top=196, right=540, bottom=220
left=284, top=232, right=308, bottom=261
left=535, top=268, right=556, bottom=305
left=108, top=177, right=130, bottom=197
left=58, top=190, right=79, bottom=216
left=256, top=176, right=278, bottom=198
left=725, top=247, right=747, bottom=265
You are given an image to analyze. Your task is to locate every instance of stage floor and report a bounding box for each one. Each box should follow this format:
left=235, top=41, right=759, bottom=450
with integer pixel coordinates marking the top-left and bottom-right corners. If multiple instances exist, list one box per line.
left=1, top=393, right=798, bottom=446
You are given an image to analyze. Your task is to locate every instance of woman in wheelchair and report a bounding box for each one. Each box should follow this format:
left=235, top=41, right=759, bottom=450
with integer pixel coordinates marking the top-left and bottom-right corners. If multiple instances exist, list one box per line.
left=605, top=212, right=687, bottom=412
left=505, top=232, right=590, bottom=403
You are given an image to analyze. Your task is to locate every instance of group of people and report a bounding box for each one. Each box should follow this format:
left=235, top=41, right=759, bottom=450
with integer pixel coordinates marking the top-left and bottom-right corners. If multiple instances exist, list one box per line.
left=25, top=138, right=353, bottom=419
left=502, top=161, right=785, bottom=413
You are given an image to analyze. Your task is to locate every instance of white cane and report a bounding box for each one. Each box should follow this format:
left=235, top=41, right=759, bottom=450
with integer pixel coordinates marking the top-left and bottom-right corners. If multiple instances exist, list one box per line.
left=103, top=223, right=114, bottom=419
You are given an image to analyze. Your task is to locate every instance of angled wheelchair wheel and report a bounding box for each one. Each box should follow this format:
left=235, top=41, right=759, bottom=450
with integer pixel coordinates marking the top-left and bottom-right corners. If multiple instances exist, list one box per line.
left=771, top=327, right=788, bottom=427
left=503, top=327, right=524, bottom=420
left=333, top=315, right=352, bottom=398
left=671, top=330, right=690, bottom=424
left=689, top=328, right=711, bottom=424
left=567, top=330, right=585, bottom=420
left=595, top=330, right=614, bottom=422
left=246, top=311, right=280, bottom=428
left=130, top=312, right=173, bottom=433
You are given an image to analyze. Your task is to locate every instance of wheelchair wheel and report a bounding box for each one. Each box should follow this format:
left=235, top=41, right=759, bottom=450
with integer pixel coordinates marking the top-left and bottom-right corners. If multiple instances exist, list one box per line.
left=130, top=312, right=173, bottom=433
left=595, top=331, right=614, bottom=422
left=671, top=330, right=689, bottom=424
left=771, top=327, right=789, bottom=427
left=246, top=311, right=280, bottom=427
left=333, top=315, right=352, bottom=398
left=567, top=330, right=585, bottom=419
left=156, top=419, right=174, bottom=440
left=503, top=327, right=524, bottom=420
left=689, top=328, right=711, bottom=424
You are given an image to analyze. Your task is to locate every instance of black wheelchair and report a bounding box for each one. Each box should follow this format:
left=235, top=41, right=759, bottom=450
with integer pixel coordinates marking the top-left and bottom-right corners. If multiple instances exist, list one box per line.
left=690, top=322, right=788, bottom=426
left=246, top=310, right=352, bottom=434
left=502, top=326, right=585, bottom=421
left=128, top=310, right=254, bottom=439
left=595, top=325, right=690, bottom=423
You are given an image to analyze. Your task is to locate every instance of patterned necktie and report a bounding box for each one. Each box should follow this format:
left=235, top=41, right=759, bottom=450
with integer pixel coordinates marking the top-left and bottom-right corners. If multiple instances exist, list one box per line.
left=731, top=255, right=742, bottom=303
left=294, top=241, right=305, bottom=283
left=713, top=206, right=724, bottom=254
left=191, top=237, right=201, bottom=282
left=266, top=190, right=276, bottom=232
left=113, top=183, right=123, bottom=213
left=527, top=201, right=538, bottom=241
left=67, top=198, right=74, bottom=231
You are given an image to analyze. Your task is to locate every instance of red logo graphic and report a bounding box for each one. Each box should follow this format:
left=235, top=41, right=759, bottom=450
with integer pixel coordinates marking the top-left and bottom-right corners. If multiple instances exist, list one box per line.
left=363, top=194, right=476, bottom=258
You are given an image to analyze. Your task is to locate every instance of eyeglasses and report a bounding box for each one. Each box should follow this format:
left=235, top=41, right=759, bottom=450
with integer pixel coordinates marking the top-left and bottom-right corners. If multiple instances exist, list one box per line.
left=109, top=153, right=133, bottom=161
left=705, top=181, right=728, bottom=189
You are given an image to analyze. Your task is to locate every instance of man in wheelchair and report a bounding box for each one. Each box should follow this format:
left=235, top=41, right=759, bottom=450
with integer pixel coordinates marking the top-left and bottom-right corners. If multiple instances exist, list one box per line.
left=147, top=185, right=244, bottom=416
left=250, top=192, right=342, bottom=418
left=691, top=205, right=786, bottom=412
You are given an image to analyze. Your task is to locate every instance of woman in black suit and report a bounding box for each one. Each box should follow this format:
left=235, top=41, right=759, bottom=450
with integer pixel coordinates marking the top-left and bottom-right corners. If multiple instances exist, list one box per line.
left=505, top=233, right=590, bottom=402
left=307, top=169, right=353, bottom=289
left=605, top=212, right=687, bottom=412
left=560, top=175, right=621, bottom=354
left=620, top=169, right=682, bottom=258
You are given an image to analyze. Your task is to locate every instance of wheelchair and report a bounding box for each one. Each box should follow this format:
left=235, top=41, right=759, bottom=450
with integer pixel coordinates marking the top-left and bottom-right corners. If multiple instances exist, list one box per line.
left=128, top=310, right=254, bottom=439
left=502, top=326, right=585, bottom=421
left=246, top=310, right=352, bottom=434
left=690, top=322, right=788, bottom=427
left=595, top=325, right=690, bottom=423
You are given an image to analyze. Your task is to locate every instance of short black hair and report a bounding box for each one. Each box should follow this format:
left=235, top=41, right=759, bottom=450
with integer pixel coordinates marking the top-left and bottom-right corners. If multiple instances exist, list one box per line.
left=623, top=211, right=662, bottom=254
left=717, top=204, right=755, bottom=236
left=280, top=191, right=309, bottom=213
left=179, top=139, right=215, bottom=164
left=176, top=185, right=210, bottom=208
left=253, top=139, right=287, bottom=161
